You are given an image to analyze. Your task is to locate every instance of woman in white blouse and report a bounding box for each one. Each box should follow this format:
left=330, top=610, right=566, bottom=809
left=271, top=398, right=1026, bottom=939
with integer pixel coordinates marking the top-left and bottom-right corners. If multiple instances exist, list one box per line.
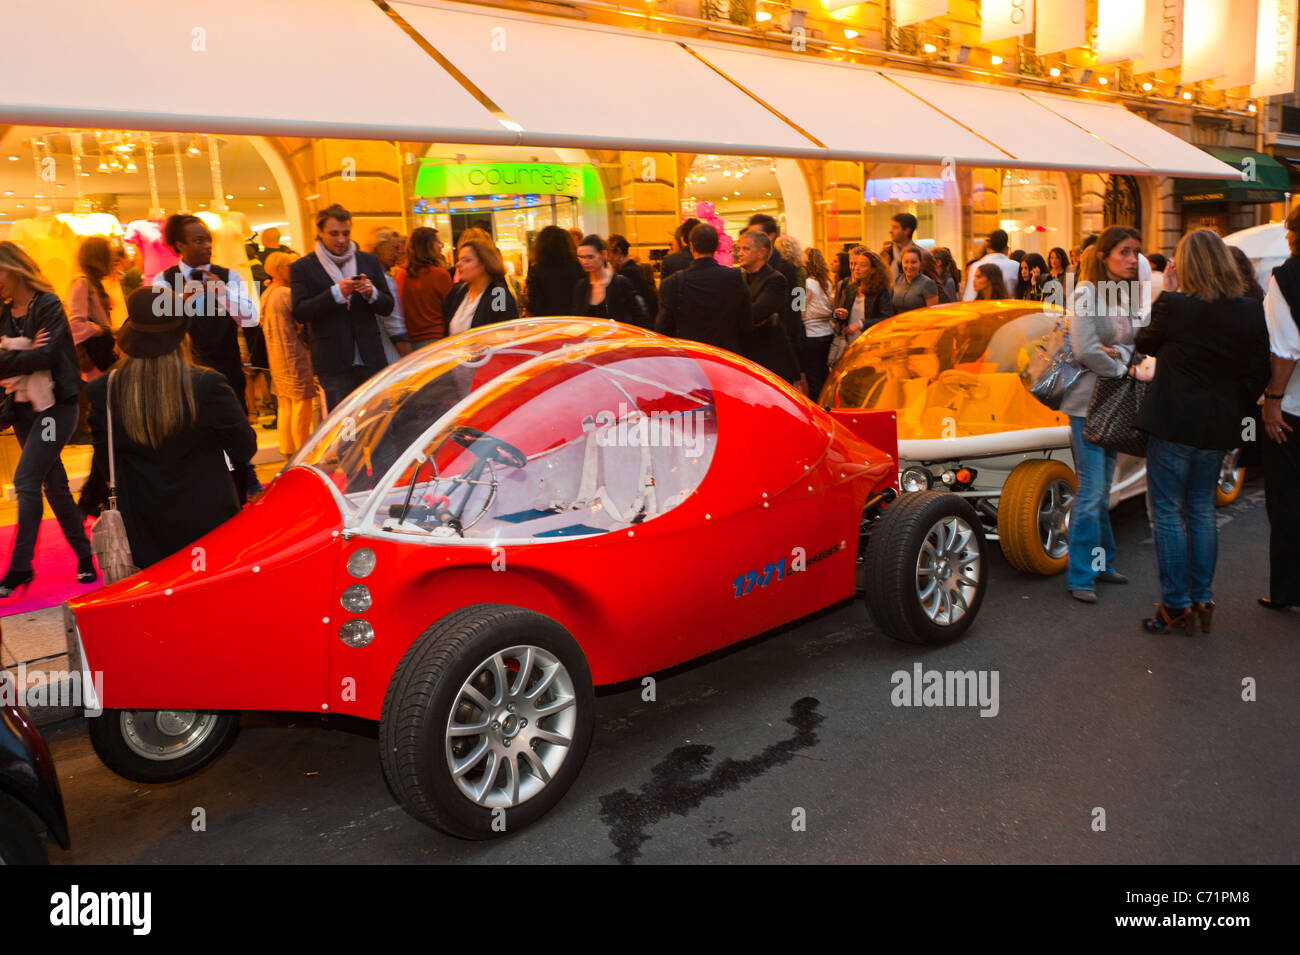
left=802, top=247, right=836, bottom=400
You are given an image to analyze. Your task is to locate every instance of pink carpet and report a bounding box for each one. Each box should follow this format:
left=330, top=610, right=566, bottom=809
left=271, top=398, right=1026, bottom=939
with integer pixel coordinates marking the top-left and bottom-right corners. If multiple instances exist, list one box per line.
left=0, top=517, right=103, bottom=616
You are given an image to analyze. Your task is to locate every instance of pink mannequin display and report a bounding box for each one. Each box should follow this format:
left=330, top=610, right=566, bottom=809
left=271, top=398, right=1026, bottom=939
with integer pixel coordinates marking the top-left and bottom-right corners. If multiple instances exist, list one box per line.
left=124, top=217, right=180, bottom=285
left=684, top=201, right=734, bottom=266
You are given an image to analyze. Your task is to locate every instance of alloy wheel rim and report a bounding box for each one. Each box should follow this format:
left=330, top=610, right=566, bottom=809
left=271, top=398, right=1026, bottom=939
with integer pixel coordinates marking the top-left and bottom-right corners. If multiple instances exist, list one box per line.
left=916, top=516, right=981, bottom=625
left=120, top=709, right=220, bottom=761
left=1037, top=479, right=1074, bottom=559
left=1218, top=450, right=1242, bottom=495
left=444, top=645, right=577, bottom=809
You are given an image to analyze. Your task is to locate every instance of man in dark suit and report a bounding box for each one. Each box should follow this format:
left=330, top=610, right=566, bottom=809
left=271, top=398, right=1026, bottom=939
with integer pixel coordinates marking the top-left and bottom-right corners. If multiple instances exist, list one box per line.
left=290, top=203, right=394, bottom=411
left=746, top=213, right=804, bottom=362
left=655, top=224, right=748, bottom=355
left=658, top=218, right=700, bottom=284
left=737, top=230, right=799, bottom=382
left=608, top=234, right=656, bottom=319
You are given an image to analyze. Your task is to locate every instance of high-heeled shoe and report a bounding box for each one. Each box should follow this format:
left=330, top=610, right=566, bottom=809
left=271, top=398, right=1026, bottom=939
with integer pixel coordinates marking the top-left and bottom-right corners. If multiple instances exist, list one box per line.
left=76, top=555, right=98, bottom=584
left=1194, top=601, right=1215, bottom=634
left=1258, top=597, right=1291, bottom=611
left=0, top=569, right=35, bottom=599
left=1142, top=604, right=1196, bottom=636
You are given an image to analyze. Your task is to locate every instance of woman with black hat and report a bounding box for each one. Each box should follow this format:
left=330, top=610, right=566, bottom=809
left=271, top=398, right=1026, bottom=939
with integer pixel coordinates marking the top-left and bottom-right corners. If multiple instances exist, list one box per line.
left=0, top=242, right=96, bottom=597
left=84, top=287, right=257, bottom=570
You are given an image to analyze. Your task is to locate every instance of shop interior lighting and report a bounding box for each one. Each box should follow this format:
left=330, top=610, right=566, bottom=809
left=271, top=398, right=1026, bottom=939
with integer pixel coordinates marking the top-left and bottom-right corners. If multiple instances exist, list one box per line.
left=1248, top=103, right=1257, bottom=112
left=990, top=55, right=1003, bottom=66
left=1183, top=91, right=1192, bottom=100
left=923, top=43, right=937, bottom=54
left=1049, top=67, right=1061, bottom=77
left=1142, top=82, right=1153, bottom=91
left=843, top=28, right=858, bottom=39
left=755, top=10, right=772, bottom=21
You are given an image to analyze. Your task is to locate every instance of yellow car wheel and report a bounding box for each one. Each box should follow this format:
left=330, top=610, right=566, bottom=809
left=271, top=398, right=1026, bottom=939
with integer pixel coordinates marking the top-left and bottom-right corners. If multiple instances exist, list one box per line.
left=1215, top=449, right=1244, bottom=508
left=998, top=459, right=1077, bottom=576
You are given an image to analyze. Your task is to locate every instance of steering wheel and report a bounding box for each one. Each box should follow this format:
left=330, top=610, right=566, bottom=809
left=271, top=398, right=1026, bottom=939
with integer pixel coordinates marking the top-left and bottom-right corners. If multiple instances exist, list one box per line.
left=449, top=425, right=527, bottom=469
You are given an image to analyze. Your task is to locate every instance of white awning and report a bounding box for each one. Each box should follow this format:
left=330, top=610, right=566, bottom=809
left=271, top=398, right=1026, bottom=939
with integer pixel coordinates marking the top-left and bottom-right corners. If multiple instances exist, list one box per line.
left=682, top=44, right=1010, bottom=166
left=0, top=0, right=1243, bottom=180
left=387, top=1, right=819, bottom=156
left=0, top=0, right=506, bottom=142
left=1019, top=92, right=1238, bottom=177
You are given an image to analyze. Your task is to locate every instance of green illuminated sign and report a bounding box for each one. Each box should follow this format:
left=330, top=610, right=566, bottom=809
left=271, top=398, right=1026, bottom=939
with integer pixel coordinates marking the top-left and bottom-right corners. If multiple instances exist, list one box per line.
left=416, top=162, right=587, bottom=199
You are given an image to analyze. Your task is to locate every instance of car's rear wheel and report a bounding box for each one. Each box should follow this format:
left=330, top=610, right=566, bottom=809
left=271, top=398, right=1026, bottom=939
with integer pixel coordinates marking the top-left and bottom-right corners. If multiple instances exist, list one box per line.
left=1215, top=449, right=1244, bottom=507
left=865, top=490, right=987, bottom=644
left=88, top=709, right=239, bottom=783
left=997, top=459, right=1076, bottom=575
left=380, top=605, right=594, bottom=839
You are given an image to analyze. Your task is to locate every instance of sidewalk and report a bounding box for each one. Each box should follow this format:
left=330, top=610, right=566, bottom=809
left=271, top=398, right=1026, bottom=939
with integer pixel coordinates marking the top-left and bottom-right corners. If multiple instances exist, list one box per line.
left=0, top=429, right=287, bottom=726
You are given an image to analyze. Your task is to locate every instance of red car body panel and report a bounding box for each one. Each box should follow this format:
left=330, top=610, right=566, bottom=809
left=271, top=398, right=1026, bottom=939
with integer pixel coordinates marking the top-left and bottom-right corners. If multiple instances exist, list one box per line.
left=70, top=328, right=896, bottom=721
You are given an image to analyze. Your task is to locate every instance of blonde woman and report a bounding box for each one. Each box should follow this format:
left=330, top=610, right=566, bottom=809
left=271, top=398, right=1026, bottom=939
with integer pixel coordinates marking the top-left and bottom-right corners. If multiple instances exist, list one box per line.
left=261, top=252, right=315, bottom=457
left=1132, top=229, right=1271, bottom=634
left=85, top=287, right=256, bottom=569
left=0, top=242, right=95, bottom=596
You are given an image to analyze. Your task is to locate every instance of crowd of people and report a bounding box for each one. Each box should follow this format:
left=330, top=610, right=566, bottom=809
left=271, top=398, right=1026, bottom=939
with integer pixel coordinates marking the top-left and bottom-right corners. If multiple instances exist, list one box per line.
left=0, top=199, right=1295, bottom=630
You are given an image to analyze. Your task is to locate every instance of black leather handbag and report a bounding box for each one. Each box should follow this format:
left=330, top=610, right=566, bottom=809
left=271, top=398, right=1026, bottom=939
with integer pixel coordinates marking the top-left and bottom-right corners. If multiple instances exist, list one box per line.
left=1084, top=369, right=1149, bottom=457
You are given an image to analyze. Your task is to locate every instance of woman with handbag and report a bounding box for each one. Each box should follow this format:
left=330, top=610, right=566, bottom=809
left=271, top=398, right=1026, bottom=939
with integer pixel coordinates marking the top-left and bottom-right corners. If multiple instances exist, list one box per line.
left=0, top=242, right=96, bottom=597
left=68, top=236, right=119, bottom=381
left=1131, top=229, right=1271, bottom=634
left=1060, top=225, right=1142, bottom=604
left=85, top=287, right=257, bottom=570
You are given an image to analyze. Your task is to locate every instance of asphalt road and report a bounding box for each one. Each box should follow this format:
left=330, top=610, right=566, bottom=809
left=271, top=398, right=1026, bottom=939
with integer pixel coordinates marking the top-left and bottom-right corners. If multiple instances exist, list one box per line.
left=43, top=479, right=1298, bottom=865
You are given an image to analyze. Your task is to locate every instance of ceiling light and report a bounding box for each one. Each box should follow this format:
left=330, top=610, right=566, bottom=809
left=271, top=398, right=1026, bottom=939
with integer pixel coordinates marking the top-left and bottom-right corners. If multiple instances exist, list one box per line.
left=225, top=193, right=234, bottom=199
left=843, top=29, right=858, bottom=39
left=1049, top=67, right=1061, bottom=77
left=1183, top=91, right=1193, bottom=100
left=991, top=55, right=1003, bottom=66
left=1142, top=82, right=1153, bottom=91
left=7, top=156, right=18, bottom=161
left=755, top=10, right=771, bottom=21
left=1248, top=103, right=1257, bottom=112
left=2, top=192, right=10, bottom=196
left=923, top=43, right=937, bottom=54
left=1098, top=77, right=1108, bottom=85
left=258, top=186, right=266, bottom=191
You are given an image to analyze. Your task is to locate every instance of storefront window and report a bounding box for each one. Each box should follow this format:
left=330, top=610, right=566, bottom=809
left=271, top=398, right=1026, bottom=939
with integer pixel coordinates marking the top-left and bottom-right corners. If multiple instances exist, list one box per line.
left=985, top=170, right=1070, bottom=259
left=863, top=163, right=961, bottom=253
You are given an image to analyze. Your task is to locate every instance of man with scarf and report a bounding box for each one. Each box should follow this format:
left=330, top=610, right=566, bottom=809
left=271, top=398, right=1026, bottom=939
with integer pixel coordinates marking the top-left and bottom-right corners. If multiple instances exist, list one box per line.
left=290, top=204, right=394, bottom=411
left=1260, top=203, right=1300, bottom=611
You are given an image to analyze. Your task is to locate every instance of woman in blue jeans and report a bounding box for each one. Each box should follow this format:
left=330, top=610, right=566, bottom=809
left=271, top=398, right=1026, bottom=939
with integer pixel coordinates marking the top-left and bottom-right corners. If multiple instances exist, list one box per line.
left=1132, top=229, right=1271, bottom=634
left=1059, top=226, right=1142, bottom=603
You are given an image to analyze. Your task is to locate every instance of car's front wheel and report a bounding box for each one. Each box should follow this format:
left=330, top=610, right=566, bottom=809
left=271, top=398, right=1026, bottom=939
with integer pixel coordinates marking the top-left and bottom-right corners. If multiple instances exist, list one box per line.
left=865, top=490, right=988, bottom=644
left=88, top=709, right=239, bottom=783
left=380, top=605, right=594, bottom=839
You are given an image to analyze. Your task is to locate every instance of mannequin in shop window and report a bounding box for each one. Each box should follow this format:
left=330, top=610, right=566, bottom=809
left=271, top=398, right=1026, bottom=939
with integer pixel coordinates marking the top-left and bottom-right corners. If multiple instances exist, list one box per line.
left=573, top=235, right=649, bottom=328
left=124, top=214, right=180, bottom=286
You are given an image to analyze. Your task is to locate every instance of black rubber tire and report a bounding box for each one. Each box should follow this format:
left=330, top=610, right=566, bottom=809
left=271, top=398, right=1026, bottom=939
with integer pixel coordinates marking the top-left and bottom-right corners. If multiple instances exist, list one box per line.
left=0, top=795, right=49, bottom=864
left=88, top=710, right=240, bottom=784
left=998, top=459, right=1076, bottom=575
left=864, top=490, right=988, bottom=645
left=379, top=604, right=594, bottom=840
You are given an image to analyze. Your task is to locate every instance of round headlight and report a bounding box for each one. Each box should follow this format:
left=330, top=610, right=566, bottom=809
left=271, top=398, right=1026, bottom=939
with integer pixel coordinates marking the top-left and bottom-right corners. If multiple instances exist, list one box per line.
left=346, top=548, right=376, bottom=579
left=338, top=620, right=374, bottom=648
left=340, top=584, right=372, bottom=613
left=900, top=466, right=933, bottom=493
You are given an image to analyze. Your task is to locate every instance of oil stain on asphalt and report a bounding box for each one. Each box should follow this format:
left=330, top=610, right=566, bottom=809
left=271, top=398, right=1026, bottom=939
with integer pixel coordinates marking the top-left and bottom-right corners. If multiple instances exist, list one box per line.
left=597, top=697, right=823, bottom=864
